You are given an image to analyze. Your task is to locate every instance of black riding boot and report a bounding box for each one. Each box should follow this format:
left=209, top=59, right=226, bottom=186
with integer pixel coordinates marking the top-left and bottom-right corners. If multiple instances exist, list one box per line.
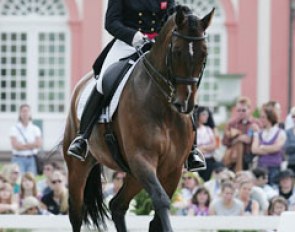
left=67, top=86, right=105, bottom=161
left=187, top=146, right=206, bottom=172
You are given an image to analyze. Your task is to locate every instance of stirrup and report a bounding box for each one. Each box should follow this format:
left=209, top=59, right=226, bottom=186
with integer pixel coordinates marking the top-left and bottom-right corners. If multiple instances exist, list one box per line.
left=67, top=136, right=89, bottom=162
left=186, top=147, right=207, bottom=172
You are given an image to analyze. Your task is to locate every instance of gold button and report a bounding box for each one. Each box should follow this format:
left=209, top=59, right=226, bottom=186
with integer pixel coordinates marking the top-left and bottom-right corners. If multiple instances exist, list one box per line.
left=152, top=12, right=156, bottom=16
left=151, top=28, right=155, bottom=32
left=138, top=20, right=142, bottom=24
left=152, top=20, right=155, bottom=24
left=139, top=12, right=143, bottom=16
left=139, top=28, right=142, bottom=31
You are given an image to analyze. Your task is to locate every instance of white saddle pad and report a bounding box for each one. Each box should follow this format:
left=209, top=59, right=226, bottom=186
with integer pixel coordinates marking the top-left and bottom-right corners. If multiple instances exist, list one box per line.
left=77, top=59, right=137, bottom=123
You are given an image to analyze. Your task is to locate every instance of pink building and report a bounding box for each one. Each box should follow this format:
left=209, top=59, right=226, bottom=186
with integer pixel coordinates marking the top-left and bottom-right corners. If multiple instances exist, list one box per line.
left=0, top=0, right=294, bottom=151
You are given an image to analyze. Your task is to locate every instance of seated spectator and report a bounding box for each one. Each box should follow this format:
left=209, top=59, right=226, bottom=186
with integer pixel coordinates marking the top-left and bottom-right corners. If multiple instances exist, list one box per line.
left=252, top=167, right=277, bottom=200
left=284, top=107, right=295, bottom=172
left=172, top=172, right=201, bottom=215
left=209, top=181, right=243, bottom=216
left=235, top=170, right=269, bottom=214
left=37, top=161, right=57, bottom=197
left=237, top=179, right=259, bottom=215
left=204, top=163, right=226, bottom=199
left=19, top=172, right=39, bottom=207
left=188, top=186, right=211, bottom=216
left=0, top=183, right=18, bottom=214
left=252, top=104, right=286, bottom=186
left=276, top=169, right=295, bottom=209
left=20, top=196, right=49, bottom=215
left=104, top=171, right=126, bottom=201
left=1, top=163, right=21, bottom=195
left=194, top=106, right=217, bottom=182
left=222, top=96, right=260, bottom=172
left=268, top=196, right=288, bottom=216
left=41, top=170, right=68, bottom=215
left=0, top=174, right=7, bottom=190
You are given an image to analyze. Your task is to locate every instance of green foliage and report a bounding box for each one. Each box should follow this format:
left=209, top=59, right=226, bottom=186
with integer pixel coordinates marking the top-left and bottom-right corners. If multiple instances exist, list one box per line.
left=252, top=107, right=260, bottom=118
left=131, top=189, right=154, bottom=215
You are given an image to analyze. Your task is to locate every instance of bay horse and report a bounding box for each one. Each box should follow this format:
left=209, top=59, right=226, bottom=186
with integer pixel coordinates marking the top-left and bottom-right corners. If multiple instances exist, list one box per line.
left=63, top=5, right=214, bottom=232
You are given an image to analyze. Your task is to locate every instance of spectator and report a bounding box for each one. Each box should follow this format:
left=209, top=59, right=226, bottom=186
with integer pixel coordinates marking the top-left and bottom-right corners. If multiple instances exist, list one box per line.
left=0, top=183, right=18, bottom=214
left=237, top=179, right=259, bottom=215
left=284, top=106, right=295, bottom=173
left=194, top=106, right=217, bottom=181
left=1, top=163, right=21, bottom=195
left=104, top=171, right=126, bottom=201
left=204, top=163, right=226, bottom=199
left=0, top=174, right=7, bottom=190
left=41, top=170, right=68, bottom=215
left=265, top=101, right=284, bottom=129
left=37, top=162, right=57, bottom=197
left=222, top=96, right=260, bottom=172
left=252, top=103, right=286, bottom=185
left=20, top=196, right=49, bottom=215
left=19, top=172, right=39, bottom=206
left=209, top=181, right=244, bottom=216
left=235, top=170, right=269, bottom=214
left=268, top=196, right=288, bottom=216
left=9, top=103, right=42, bottom=175
left=188, top=186, right=211, bottom=216
left=252, top=167, right=277, bottom=200
left=276, top=169, right=295, bottom=209
left=172, top=172, right=201, bottom=215
left=285, top=107, right=294, bottom=131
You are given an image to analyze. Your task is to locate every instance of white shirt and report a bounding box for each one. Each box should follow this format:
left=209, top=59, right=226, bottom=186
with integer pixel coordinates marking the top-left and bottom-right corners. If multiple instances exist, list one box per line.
left=197, top=125, right=215, bottom=158
left=10, top=121, right=42, bottom=156
left=254, top=124, right=286, bottom=142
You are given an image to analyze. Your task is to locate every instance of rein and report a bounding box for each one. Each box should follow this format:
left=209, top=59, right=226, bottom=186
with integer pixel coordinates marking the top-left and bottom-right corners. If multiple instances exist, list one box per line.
left=143, top=29, right=207, bottom=102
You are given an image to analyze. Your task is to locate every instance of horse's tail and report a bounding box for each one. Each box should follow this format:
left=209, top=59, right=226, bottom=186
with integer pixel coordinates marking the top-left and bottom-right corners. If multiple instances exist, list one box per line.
left=83, top=163, right=109, bottom=230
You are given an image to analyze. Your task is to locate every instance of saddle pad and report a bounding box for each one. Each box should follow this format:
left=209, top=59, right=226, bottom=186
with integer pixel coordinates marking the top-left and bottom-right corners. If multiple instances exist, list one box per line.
left=77, top=60, right=137, bottom=123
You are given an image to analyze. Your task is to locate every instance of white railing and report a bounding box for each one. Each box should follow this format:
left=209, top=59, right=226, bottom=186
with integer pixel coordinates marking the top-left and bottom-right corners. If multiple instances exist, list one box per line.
left=0, top=213, right=294, bottom=232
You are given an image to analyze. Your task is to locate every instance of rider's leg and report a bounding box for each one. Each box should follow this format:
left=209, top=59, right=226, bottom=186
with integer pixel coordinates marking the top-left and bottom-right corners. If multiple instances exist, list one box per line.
left=186, top=113, right=206, bottom=172
left=67, top=86, right=105, bottom=161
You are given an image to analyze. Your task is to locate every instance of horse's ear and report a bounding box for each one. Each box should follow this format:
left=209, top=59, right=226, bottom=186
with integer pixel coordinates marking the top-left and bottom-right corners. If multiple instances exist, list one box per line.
left=175, top=6, right=186, bottom=28
left=201, top=8, right=215, bottom=30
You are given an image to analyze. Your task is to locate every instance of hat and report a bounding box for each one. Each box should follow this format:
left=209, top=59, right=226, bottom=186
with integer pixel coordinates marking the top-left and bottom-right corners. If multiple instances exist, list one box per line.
left=20, top=196, right=40, bottom=214
left=279, top=169, right=294, bottom=180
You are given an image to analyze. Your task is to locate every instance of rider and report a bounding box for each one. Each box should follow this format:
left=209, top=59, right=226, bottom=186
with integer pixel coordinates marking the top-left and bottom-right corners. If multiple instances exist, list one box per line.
left=67, top=0, right=206, bottom=172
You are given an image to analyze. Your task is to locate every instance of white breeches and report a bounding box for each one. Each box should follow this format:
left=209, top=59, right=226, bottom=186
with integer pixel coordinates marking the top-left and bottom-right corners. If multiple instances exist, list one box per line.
left=96, top=39, right=136, bottom=94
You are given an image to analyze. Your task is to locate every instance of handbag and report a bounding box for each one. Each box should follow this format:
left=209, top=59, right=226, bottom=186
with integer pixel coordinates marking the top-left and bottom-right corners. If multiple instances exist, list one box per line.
left=16, top=126, right=44, bottom=175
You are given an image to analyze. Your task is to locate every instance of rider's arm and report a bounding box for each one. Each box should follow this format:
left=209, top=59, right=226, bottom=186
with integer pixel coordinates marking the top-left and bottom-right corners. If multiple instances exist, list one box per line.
left=105, top=0, right=137, bottom=46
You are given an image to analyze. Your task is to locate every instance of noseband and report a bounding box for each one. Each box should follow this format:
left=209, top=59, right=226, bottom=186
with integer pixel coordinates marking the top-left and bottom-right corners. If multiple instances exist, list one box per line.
left=143, top=29, right=207, bottom=102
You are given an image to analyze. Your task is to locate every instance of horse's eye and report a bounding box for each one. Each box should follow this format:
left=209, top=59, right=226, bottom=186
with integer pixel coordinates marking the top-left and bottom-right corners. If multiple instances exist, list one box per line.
left=173, top=49, right=182, bottom=58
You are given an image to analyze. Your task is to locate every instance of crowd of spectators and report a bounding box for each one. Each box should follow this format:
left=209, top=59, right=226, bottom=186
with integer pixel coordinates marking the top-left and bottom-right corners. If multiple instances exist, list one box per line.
left=1, top=96, right=295, bottom=218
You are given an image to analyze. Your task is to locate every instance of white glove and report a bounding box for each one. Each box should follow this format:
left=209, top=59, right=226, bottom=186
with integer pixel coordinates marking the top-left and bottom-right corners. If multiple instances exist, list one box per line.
left=132, top=31, right=147, bottom=48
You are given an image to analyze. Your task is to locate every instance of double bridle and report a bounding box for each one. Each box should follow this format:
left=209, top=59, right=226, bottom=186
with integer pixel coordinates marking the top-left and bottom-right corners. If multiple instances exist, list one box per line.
left=143, top=29, right=207, bottom=102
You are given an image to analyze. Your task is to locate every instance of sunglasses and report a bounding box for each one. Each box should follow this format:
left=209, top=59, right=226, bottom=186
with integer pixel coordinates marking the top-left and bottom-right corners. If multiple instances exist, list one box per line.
left=237, top=109, right=247, bottom=113
left=51, top=179, right=62, bottom=184
left=182, top=176, right=193, bottom=180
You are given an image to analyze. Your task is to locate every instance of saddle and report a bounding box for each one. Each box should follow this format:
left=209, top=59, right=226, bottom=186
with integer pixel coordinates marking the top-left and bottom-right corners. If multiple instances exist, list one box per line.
left=101, top=52, right=140, bottom=173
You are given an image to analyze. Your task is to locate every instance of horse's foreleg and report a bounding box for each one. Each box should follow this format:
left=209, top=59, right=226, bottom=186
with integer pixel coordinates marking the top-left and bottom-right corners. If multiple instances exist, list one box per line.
left=109, top=175, right=142, bottom=232
left=67, top=158, right=94, bottom=232
left=149, top=168, right=183, bottom=232
left=132, top=160, right=173, bottom=232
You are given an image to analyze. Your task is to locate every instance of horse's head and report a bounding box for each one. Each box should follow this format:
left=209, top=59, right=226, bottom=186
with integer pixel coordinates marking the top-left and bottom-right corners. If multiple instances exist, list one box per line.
left=148, top=5, right=214, bottom=114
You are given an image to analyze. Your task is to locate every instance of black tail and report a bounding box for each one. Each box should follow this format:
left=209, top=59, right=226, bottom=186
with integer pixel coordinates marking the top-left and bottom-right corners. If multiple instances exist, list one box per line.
left=83, top=164, right=109, bottom=230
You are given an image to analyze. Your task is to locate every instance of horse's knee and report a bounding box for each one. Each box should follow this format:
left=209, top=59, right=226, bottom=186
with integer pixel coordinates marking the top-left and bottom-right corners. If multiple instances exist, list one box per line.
left=151, top=190, right=170, bottom=211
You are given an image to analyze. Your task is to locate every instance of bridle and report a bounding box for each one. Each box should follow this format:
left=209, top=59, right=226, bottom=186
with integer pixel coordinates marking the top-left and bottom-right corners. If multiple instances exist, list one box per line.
left=143, top=28, right=207, bottom=102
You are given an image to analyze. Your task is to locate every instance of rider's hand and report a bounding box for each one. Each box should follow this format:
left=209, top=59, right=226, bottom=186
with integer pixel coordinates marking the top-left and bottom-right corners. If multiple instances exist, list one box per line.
left=132, top=31, right=147, bottom=48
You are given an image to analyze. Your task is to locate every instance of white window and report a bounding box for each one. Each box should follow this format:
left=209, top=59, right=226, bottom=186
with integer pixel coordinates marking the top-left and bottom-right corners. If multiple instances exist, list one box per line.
left=0, top=0, right=70, bottom=114
left=179, top=0, right=227, bottom=110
